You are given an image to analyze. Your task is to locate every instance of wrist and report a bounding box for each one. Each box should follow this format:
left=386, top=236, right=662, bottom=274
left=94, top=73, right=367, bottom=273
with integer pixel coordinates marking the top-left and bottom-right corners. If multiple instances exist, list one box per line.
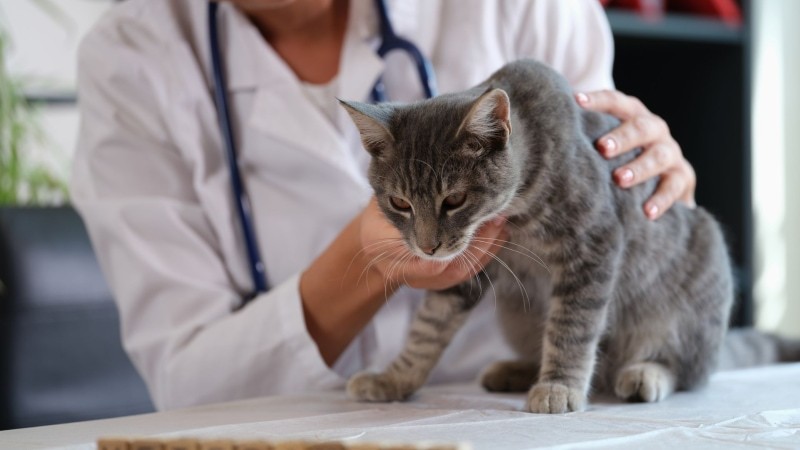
left=299, top=212, right=398, bottom=366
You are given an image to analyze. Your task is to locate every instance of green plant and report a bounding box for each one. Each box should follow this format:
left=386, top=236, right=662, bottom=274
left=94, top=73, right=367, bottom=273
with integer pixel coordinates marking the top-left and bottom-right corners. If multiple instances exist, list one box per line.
left=0, top=26, right=69, bottom=205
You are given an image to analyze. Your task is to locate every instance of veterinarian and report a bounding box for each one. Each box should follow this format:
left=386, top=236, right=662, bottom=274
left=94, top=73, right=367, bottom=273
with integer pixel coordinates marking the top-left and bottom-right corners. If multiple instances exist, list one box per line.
left=71, top=0, right=696, bottom=410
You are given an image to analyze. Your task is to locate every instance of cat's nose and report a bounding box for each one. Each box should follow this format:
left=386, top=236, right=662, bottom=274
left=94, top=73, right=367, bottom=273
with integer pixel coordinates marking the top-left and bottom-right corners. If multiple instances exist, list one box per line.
left=422, top=242, right=442, bottom=256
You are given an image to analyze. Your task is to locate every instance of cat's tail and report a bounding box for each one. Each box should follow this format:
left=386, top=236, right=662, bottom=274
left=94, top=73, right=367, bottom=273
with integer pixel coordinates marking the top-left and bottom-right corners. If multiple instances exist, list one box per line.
left=717, top=328, right=800, bottom=370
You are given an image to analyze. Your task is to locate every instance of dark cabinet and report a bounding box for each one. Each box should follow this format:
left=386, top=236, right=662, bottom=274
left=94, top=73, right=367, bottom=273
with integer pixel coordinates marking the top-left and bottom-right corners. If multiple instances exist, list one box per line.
left=608, top=6, right=753, bottom=326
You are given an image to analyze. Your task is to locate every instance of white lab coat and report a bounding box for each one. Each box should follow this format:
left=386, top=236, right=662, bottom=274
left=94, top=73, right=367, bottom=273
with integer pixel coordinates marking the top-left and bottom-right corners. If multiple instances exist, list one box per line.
left=72, top=0, right=614, bottom=410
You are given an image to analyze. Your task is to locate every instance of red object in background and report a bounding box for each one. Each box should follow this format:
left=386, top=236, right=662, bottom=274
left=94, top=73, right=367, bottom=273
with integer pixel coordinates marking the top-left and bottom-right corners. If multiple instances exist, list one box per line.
left=603, top=0, right=666, bottom=17
left=601, top=0, right=743, bottom=25
left=669, top=0, right=742, bottom=25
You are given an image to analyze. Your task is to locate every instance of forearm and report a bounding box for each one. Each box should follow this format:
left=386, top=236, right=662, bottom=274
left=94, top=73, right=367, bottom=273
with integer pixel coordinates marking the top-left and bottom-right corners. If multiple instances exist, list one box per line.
left=300, top=213, right=396, bottom=366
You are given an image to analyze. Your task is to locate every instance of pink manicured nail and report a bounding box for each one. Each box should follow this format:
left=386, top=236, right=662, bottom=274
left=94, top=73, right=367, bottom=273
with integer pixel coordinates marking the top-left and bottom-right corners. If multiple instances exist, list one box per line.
left=576, top=92, right=589, bottom=105
left=603, top=137, right=617, bottom=155
left=617, top=168, right=634, bottom=184
left=646, top=204, right=659, bottom=218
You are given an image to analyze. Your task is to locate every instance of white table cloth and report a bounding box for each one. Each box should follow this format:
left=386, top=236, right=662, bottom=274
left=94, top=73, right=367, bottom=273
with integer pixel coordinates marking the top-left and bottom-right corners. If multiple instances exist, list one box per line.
left=2, top=363, right=799, bottom=450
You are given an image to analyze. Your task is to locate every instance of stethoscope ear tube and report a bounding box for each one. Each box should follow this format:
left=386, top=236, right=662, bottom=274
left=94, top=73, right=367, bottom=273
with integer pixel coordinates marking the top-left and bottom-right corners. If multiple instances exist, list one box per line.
left=208, top=2, right=269, bottom=302
left=371, top=0, right=438, bottom=102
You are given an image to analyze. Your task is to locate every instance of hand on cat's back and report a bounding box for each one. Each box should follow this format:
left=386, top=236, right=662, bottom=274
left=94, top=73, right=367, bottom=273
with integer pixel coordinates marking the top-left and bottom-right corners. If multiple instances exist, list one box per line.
left=576, top=90, right=697, bottom=221
left=358, top=197, right=507, bottom=291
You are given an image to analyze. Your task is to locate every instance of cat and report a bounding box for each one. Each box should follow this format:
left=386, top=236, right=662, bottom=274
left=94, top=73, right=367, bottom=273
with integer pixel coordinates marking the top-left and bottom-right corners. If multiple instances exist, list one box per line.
left=338, top=59, right=734, bottom=414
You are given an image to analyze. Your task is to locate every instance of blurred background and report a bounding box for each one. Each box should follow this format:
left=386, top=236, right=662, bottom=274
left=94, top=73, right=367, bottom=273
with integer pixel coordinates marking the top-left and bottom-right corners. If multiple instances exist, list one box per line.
left=0, top=0, right=797, bottom=431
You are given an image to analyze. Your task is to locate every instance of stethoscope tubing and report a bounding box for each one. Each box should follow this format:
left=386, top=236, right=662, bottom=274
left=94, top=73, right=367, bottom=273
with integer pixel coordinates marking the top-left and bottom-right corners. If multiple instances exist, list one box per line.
left=371, top=0, right=438, bottom=102
left=208, top=0, right=437, bottom=302
left=208, top=1, right=269, bottom=299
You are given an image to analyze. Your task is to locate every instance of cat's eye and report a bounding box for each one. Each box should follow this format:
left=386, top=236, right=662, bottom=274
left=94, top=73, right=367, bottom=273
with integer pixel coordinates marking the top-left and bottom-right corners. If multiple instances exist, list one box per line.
left=390, top=196, right=412, bottom=211
left=443, top=192, right=467, bottom=209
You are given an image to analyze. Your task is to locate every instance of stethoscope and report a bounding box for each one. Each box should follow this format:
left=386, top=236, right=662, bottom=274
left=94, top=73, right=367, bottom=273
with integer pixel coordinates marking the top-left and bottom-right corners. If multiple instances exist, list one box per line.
left=207, top=0, right=438, bottom=302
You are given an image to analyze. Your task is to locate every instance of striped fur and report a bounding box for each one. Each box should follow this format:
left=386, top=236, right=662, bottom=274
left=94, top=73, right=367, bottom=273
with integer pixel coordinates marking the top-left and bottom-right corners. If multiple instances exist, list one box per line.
left=342, top=60, right=736, bottom=413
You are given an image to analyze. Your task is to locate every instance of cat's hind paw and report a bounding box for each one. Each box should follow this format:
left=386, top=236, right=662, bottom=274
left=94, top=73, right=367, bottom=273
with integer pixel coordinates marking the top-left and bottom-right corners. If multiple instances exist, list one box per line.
left=346, top=371, right=412, bottom=402
left=615, top=362, right=676, bottom=402
left=480, top=360, right=539, bottom=392
left=526, top=382, right=585, bottom=414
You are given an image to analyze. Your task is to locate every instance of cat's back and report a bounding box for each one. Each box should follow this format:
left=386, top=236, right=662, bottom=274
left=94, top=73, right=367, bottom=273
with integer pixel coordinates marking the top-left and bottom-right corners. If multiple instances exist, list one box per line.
left=486, top=60, right=731, bottom=279
left=487, top=59, right=573, bottom=97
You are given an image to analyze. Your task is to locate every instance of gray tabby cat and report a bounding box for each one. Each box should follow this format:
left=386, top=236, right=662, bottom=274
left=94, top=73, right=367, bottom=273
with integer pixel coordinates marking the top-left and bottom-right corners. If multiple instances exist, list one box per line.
left=339, top=59, right=734, bottom=414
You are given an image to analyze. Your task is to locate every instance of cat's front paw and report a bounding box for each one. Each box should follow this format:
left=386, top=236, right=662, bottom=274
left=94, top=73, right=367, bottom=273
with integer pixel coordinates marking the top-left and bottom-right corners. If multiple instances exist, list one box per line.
left=526, top=382, right=585, bottom=414
left=347, top=371, right=412, bottom=402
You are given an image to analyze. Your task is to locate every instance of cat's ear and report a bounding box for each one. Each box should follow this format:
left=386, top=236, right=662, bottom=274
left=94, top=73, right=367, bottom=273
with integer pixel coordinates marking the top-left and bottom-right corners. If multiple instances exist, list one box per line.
left=457, top=88, right=512, bottom=143
left=339, top=99, right=395, bottom=157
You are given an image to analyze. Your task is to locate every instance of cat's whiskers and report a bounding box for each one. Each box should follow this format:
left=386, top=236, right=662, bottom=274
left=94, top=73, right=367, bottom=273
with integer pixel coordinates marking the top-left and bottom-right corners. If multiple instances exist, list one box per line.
left=356, top=241, right=407, bottom=292
left=470, top=237, right=551, bottom=274
left=468, top=255, right=485, bottom=299
left=355, top=237, right=404, bottom=257
left=346, top=238, right=406, bottom=287
left=460, top=250, right=500, bottom=313
left=493, top=215, right=538, bottom=238
left=471, top=244, right=531, bottom=312
left=399, top=252, right=415, bottom=290
left=380, top=251, right=403, bottom=302
left=384, top=250, right=415, bottom=302
left=358, top=249, right=395, bottom=292
left=395, top=252, right=421, bottom=300
left=400, top=252, right=427, bottom=294
left=455, top=252, right=481, bottom=299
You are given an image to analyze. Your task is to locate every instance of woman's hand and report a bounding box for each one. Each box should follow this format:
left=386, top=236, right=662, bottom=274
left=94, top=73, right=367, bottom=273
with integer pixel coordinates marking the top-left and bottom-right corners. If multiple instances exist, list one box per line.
left=359, top=198, right=506, bottom=291
left=576, top=90, right=697, bottom=220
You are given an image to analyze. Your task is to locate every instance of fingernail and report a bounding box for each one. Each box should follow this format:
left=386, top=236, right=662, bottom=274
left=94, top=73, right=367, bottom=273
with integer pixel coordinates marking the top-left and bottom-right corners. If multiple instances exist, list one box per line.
left=616, top=168, right=634, bottom=185
left=646, top=203, right=659, bottom=219
left=576, top=92, right=589, bottom=105
left=602, top=137, right=617, bottom=156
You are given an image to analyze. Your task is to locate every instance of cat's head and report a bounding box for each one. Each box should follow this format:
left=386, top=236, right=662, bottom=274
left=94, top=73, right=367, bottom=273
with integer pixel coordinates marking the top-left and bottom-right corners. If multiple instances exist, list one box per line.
left=341, top=88, right=520, bottom=261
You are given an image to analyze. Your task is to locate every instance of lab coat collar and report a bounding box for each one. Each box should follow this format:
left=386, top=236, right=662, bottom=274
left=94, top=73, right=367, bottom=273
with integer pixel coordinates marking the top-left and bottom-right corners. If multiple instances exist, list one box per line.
left=244, top=0, right=394, bottom=188
left=211, top=3, right=291, bottom=92
left=211, top=0, right=423, bottom=96
left=338, top=0, right=384, bottom=104
left=223, top=0, right=423, bottom=184
left=337, top=0, right=425, bottom=102
left=242, top=0, right=388, bottom=184
left=212, top=0, right=430, bottom=95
